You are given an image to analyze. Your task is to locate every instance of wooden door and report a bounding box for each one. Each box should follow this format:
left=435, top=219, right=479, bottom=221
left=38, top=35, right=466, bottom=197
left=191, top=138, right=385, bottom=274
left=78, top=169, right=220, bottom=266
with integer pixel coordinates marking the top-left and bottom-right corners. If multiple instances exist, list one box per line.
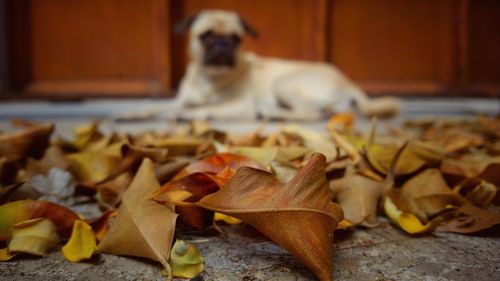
left=329, top=0, right=499, bottom=96
left=467, top=0, right=500, bottom=95
left=329, top=0, right=457, bottom=95
left=6, top=0, right=171, bottom=97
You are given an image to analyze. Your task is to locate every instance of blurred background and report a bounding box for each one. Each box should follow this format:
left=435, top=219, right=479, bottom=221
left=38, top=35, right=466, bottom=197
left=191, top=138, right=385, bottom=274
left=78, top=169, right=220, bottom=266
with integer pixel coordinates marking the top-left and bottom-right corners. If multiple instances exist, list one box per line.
left=0, top=0, right=499, bottom=100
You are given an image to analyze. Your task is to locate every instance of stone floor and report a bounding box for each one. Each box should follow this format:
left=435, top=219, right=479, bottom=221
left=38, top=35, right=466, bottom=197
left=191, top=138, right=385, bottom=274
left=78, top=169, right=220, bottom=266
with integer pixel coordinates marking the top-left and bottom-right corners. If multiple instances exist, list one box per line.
left=0, top=97, right=499, bottom=280
left=1, top=222, right=499, bottom=281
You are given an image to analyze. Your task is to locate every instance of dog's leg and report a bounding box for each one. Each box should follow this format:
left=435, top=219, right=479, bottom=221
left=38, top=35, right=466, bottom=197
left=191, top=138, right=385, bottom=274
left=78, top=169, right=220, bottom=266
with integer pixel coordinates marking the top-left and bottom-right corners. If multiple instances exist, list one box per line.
left=273, top=68, right=400, bottom=118
left=342, top=81, right=401, bottom=118
left=178, top=92, right=256, bottom=121
left=270, top=71, right=342, bottom=120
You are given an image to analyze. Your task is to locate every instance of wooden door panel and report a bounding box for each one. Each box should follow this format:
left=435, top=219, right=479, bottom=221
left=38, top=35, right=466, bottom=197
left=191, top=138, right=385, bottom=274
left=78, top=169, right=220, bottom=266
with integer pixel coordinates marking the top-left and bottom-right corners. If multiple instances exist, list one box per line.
left=7, top=0, right=171, bottom=97
left=468, top=0, right=500, bottom=94
left=170, top=0, right=327, bottom=88
left=329, top=0, right=456, bottom=95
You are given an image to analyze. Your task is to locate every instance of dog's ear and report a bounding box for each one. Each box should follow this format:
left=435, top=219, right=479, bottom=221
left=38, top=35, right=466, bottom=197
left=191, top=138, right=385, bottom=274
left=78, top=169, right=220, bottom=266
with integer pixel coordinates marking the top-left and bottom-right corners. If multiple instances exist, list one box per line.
left=239, top=16, right=258, bottom=38
left=174, top=14, right=198, bottom=35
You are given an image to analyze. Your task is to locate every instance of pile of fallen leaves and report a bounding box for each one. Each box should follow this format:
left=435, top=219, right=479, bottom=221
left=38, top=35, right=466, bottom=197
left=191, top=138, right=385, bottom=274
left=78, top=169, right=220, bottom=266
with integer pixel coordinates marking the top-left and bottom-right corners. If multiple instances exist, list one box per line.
left=0, top=115, right=499, bottom=281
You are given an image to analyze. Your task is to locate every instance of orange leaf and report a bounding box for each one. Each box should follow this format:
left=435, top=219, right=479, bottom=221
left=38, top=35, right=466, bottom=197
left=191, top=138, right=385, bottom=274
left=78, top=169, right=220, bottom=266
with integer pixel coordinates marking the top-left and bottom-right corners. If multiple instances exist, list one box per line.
left=86, top=210, right=117, bottom=242
left=173, top=153, right=263, bottom=180
left=198, top=153, right=343, bottom=281
left=153, top=172, right=223, bottom=230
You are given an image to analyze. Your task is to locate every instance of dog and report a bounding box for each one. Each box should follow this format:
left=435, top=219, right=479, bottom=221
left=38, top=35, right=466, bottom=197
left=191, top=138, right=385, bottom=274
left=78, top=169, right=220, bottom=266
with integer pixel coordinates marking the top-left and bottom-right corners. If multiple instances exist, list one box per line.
left=174, top=10, right=400, bottom=120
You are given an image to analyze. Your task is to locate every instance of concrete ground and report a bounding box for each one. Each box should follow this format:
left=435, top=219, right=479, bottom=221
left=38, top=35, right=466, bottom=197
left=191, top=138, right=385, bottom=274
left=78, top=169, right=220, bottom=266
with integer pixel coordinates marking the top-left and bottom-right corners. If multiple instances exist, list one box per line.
left=0, top=97, right=499, bottom=281
left=1, top=222, right=499, bottom=281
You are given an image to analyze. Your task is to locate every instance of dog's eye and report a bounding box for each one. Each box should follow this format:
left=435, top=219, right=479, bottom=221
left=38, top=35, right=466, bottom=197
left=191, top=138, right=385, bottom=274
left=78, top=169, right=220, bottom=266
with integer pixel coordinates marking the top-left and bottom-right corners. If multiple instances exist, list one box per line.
left=199, top=31, right=214, bottom=42
left=230, top=34, right=241, bottom=45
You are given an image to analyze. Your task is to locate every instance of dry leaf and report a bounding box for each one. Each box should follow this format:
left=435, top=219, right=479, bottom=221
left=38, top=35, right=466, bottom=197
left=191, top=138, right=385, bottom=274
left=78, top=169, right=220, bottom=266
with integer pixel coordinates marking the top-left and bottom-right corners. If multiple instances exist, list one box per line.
left=111, top=144, right=169, bottom=178
left=0, top=199, right=79, bottom=241
left=86, top=210, right=117, bottom=242
left=95, top=172, right=133, bottom=208
left=169, top=239, right=204, bottom=279
left=454, top=178, right=497, bottom=207
left=214, top=212, right=241, bottom=225
left=329, top=130, right=360, bottom=164
left=282, top=125, right=337, bottom=162
left=0, top=247, right=16, bottom=261
left=269, top=160, right=298, bottom=183
left=0, top=121, right=54, bottom=161
left=0, top=157, right=17, bottom=186
left=62, top=220, right=97, bottom=262
left=98, top=158, right=178, bottom=273
left=365, top=141, right=444, bottom=176
left=8, top=218, right=60, bottom=256
left=437, top=204, right=500, bottom=234
left=173, top=153, right=263, bottom=180
left=0, top=182, right=24, bottom=205
left=440, top=154, right=500, bottom=183
left=392, top=169, right=464, bottom=222
left=153, top=172, right=221, bottom=230
left=73, top=122, right=103, bottom=150
left=154, top=159, right=191, bottom=184
left=327, top=112, right=354, bottom=133
left=230, top=146, right=310, bottom=168
left=24, top=146, right=68, bottom=179
left=425, top=127, right=484, bottom=153
left=479, top=163, right=500, bottom=187
left=66, top=149, right=121, bottom=184
left=383, top=197, right=445, bottom=234
left=141, top=136, right=206, bottom=156
left=198, top=153, right=343, bottom=281
left=329, top=171, right=382, bottom=227
left=153, top=165, right=239, bottom=230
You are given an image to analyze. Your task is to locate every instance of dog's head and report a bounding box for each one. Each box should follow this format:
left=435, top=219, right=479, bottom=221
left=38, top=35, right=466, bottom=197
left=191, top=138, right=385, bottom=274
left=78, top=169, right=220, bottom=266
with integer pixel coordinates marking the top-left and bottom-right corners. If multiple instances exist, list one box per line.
left=175, top=10, right=257, bottom=69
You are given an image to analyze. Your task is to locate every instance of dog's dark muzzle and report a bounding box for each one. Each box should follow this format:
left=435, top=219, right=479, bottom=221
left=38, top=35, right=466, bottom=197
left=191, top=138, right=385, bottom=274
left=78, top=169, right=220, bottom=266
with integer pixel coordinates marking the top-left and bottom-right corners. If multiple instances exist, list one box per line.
left=201, top=34, right=240, bottom=67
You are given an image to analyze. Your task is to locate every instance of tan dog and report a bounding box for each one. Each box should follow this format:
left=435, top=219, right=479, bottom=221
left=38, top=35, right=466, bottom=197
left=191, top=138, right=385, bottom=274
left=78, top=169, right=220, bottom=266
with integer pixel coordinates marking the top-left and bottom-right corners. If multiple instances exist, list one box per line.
left=175, top=10, right=400, bottom=120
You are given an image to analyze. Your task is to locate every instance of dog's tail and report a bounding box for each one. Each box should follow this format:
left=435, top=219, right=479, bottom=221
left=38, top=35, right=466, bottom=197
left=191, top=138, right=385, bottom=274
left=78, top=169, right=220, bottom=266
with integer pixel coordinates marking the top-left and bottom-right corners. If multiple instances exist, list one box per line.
left=347, top=82, right=401, bottom=118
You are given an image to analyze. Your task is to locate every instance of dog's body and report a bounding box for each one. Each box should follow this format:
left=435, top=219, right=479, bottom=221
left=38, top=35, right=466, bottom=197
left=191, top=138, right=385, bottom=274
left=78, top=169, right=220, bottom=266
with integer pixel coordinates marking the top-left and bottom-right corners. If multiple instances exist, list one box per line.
left=175, top=10, right=400, bottom=120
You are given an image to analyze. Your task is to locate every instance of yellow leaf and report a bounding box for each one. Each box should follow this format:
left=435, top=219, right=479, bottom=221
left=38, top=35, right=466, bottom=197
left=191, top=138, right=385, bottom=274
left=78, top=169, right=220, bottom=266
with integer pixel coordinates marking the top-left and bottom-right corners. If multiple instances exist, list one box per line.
left=366, top=141, right=444, bottom=176
left=0, top=248, right=16, bottom=261
left=169, top=239, right=204, bottom=279
left=157, top=190, right=194, bottom=204
left=231, top=146, right=310, bottom=168
left=8, top=218, right=60, bottom=256
left=73, top=121, right=102, bottom=150
left=0, top=200, right=79, bottom=242
left=62, top=220, right=97, bottom=262
left=214, top=212, right=241, bottom=225
left=282, top=125, right=337, bottom=162
left=66, top=151, right=120, bottom=183
left=143, top=136, right=206, bottom=156
left=337, top=219, right=354, bottom=230
left=383, top=197, right=440, bottom=234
